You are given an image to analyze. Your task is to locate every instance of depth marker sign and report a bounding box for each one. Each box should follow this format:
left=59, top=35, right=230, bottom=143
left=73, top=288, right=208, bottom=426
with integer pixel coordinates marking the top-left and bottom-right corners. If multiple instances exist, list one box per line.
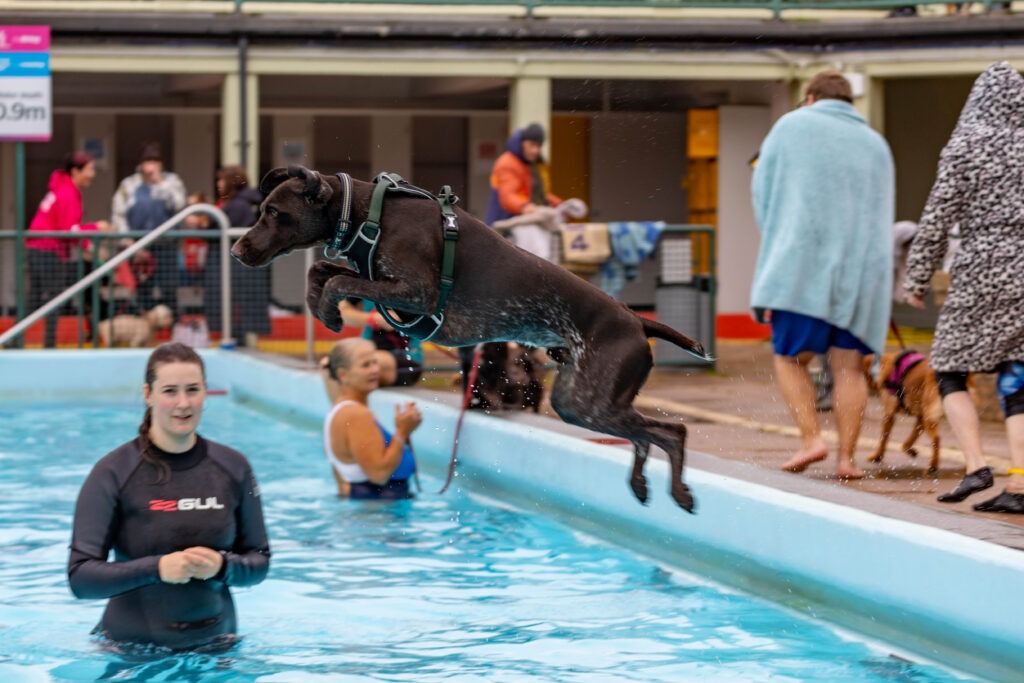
left=0, top=25, right=52, bottom=142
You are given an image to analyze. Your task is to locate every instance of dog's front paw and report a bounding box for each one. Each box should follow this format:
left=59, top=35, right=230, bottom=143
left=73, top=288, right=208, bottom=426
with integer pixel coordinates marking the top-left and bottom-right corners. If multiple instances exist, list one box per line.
left=671, top=482, right=696, bottom=514
left=867, top=451, right=884, bottom=463
left=315, top=298, right=345, bottom=333
left=905, top=447, right=919, bottom=458
left=629, top=474, right=649, bottom=505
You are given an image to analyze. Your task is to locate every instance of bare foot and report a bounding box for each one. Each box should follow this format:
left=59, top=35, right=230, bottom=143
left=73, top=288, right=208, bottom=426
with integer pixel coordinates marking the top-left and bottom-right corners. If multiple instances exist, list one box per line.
left=781, top=446, right=828, bottom=473
left=835, top=466, right=866, bottom=480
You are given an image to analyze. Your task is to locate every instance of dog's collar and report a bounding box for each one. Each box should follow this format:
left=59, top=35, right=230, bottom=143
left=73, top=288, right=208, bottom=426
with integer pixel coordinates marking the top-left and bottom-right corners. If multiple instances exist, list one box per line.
left=324, top=172, right=355, bottom=261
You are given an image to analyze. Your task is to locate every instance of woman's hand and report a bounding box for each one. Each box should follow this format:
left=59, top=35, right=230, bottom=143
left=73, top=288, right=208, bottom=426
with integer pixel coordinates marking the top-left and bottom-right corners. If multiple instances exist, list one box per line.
left=905, top=293, right=926, bottom=310
left=158, top=547, right=224, bottom=583
left=394, top=402, right=422, bottom=441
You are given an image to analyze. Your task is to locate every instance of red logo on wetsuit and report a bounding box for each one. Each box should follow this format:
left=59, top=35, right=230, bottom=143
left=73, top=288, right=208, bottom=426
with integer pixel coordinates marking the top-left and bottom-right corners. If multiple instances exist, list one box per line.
left=148, top=497, right=225, bottom=512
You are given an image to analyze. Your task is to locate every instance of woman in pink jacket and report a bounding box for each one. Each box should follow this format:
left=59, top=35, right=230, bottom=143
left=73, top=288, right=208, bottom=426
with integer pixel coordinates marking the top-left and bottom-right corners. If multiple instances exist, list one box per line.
left=26, top=151, right=110, bottom=348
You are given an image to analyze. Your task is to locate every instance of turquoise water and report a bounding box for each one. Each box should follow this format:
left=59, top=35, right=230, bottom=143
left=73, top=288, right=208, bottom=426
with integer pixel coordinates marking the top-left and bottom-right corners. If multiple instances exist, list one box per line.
left=0, top=396, right=977, bottom=682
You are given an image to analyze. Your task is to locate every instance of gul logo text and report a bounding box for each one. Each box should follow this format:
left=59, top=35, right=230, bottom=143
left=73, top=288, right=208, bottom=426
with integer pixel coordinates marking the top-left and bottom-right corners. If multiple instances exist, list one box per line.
left=149, top=497, right=225, bottom=512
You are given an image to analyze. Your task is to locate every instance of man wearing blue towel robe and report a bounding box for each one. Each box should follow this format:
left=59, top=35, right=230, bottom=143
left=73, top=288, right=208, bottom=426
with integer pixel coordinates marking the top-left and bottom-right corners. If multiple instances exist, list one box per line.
left=751, top=70, right=895, bottom=479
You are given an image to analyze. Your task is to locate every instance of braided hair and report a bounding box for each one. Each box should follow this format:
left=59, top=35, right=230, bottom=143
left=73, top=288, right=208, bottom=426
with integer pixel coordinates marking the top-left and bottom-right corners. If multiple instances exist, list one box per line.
left=139, top=342, right=206, bottom=484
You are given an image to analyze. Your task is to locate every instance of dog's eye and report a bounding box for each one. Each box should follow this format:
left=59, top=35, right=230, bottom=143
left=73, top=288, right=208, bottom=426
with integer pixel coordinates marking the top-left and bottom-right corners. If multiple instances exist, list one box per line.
left=268, top=207, right=279, bottom=218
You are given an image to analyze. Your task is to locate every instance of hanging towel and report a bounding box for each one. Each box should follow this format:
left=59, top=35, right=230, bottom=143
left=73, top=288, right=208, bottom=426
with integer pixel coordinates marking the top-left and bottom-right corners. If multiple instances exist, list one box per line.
left=599, top=221, right=665, bottom=298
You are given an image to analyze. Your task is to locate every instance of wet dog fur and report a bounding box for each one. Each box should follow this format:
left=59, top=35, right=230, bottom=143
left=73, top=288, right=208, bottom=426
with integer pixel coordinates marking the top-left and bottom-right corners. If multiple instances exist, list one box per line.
left=231, top=166, right=711, bottom=512
left=864, top=352, right=944, bottom=473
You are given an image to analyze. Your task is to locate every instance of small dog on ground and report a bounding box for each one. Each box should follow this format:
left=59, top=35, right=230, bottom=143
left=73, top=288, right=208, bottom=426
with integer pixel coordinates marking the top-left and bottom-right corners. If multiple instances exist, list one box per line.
left=864, top=350, right=944, bottom=472
left=98, top=304, right=174, bottom=348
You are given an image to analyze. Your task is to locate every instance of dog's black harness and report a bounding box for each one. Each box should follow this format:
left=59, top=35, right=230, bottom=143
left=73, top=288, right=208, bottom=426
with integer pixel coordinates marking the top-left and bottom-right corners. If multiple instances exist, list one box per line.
left=324, top=172, right=460, bottom=341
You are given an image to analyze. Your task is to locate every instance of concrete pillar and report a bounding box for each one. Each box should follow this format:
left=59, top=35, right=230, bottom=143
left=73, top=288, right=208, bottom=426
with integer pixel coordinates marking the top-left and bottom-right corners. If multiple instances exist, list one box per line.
left=509, top=76, right=552, bottom=157
left=221, top=73, right=259, bottom=184
left=173, top=113, right=217, bottom=197
left=862, top=73, right=886, bottom=135
left=270, top=114, right=316, bottom=308
left=370, top=114, right=412, bottom=178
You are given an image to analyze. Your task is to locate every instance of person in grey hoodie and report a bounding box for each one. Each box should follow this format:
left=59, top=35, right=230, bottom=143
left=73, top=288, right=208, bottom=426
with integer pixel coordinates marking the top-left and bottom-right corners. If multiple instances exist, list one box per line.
left=112, top=142, right=187, bottom=314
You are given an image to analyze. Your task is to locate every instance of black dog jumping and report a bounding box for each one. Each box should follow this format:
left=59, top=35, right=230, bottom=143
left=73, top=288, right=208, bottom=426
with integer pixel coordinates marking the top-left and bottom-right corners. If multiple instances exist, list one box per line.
left=231, top=166, right=711, bottom=512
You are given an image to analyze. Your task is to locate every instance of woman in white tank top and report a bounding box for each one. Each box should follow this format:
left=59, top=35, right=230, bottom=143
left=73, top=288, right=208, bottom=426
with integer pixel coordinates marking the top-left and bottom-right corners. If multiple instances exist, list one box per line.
left=320, top=338, right=422, bottom=499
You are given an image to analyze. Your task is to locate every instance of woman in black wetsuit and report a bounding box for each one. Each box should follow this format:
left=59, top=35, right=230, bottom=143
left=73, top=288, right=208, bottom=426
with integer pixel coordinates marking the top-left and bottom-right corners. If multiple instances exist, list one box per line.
left=67, top=342, right=270, bottom=651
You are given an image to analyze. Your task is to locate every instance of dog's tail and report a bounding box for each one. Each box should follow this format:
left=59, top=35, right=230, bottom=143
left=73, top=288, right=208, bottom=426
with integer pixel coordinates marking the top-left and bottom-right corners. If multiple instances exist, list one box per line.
left=642, top=317, right=713, bottom=362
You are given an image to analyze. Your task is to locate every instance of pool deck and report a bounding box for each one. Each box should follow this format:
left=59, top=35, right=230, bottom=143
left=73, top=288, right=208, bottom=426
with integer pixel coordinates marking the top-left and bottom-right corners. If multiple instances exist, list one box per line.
left=406, top=339, right=1024, bottom=552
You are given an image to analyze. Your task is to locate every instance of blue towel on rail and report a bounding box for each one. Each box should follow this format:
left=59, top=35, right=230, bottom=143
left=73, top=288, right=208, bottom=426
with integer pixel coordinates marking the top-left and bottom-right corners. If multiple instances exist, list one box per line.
left=600, top=221, right=665, bottom=298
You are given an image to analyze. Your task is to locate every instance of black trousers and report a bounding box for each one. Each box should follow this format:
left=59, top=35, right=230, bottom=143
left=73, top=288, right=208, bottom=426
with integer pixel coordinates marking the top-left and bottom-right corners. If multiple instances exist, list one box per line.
left=27, top=249, right=70, bottom=348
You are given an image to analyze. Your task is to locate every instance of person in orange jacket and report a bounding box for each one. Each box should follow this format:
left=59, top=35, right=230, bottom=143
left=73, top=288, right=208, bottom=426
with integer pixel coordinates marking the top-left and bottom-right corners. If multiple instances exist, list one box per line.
left=484, top=122, right=561, bottom=225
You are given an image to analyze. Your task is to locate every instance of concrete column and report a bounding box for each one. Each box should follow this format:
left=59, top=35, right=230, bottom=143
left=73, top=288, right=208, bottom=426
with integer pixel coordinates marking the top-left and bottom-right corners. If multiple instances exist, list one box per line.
left=509, top=76, right=552, bottom=156
left=173, top=114, right=217, bottom=197
left=221, top=73, right=259, bottom=184
left=862, top=73, right=886, bottom=135
left=370, top=114, right=412, bottom=177
left=270, top=114, right=316, bottom=308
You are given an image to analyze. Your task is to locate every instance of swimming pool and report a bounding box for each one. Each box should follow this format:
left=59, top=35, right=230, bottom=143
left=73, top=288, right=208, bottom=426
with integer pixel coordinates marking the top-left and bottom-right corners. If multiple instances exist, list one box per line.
left=0, top=392, right=974, bottom=682
left=0, top=350, right=1021, bottom=682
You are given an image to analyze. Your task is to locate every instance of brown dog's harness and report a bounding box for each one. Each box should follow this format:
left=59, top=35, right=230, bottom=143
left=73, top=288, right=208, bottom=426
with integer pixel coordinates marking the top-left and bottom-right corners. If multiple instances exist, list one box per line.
left=884, top=349, right=926, bottom=411
left=325, top=172, right=460, bottom=341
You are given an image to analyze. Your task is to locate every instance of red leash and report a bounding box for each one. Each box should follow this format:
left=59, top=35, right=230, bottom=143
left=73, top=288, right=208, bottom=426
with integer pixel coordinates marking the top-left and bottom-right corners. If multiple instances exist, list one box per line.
left=439, top=345, right=483, bottom=494
left=889, top=318, right=907, bottom=350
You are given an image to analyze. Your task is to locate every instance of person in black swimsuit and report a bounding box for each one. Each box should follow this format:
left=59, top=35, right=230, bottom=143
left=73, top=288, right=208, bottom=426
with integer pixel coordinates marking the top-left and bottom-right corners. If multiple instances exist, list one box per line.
left=67, top=342, right=270, bottom=651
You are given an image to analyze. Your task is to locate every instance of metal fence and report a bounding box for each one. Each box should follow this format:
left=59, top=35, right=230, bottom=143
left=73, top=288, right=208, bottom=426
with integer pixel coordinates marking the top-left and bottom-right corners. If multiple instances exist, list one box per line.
left=1, top=215, right=715, bottom=371
left=0, top=205, right=302, bottom=354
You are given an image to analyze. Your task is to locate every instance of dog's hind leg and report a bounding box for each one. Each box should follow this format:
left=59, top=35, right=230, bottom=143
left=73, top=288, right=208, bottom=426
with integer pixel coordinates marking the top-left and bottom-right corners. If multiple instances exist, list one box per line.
left=869, top=406, right=896, bottom=463
left=922, top=416, right=942, bottom=473
left=547, top=336, right=694, bottom=512
left=901, top=416, right=924, bottom=459
left=629, top=442, right=651, bottom=504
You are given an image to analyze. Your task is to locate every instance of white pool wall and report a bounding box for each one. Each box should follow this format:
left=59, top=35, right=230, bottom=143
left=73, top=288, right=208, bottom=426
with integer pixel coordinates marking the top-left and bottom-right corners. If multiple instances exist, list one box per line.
left=3, top=349, right=1022, bottom=682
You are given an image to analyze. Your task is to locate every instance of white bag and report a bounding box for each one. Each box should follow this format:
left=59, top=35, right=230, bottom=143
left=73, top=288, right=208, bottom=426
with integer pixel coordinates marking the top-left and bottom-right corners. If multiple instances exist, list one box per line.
left=171, top=315, right=210, bottom=348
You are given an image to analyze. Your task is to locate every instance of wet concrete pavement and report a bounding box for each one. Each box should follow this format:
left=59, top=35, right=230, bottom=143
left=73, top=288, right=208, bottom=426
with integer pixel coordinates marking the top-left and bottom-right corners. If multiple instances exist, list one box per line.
left=416, top=339, right=1024, bottom=550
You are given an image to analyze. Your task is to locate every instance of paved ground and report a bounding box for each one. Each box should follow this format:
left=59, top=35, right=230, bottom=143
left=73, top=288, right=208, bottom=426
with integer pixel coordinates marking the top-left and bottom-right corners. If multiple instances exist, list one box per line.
left=407, top=339, right=1024, bottom=550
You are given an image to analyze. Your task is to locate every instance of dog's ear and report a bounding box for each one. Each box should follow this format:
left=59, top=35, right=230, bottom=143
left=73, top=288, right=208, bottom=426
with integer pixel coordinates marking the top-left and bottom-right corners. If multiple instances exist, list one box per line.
left=260, top=168, right=291, bottom=195
left=287, top=165, right=334, bottom=204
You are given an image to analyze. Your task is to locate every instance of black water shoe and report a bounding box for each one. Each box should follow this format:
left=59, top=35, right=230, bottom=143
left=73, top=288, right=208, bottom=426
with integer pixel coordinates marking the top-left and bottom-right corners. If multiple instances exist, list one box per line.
left=937, top=466, right=993, bottom=503
left=973, top=491, right=1024, bottom=514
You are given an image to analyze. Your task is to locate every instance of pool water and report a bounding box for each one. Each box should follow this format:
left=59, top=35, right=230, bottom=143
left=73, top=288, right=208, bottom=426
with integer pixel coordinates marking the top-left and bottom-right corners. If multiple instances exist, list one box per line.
left=0, top=397, right=977, bottom=682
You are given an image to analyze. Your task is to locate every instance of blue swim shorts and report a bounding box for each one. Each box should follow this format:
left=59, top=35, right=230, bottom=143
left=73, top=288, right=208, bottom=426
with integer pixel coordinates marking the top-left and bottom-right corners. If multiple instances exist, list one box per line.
left=770, top=309, right=873, bottom=358
left=997, top=361, right=1024, bottom=416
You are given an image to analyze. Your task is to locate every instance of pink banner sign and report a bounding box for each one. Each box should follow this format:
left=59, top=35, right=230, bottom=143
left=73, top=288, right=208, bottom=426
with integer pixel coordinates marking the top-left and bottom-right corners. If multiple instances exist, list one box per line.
left=0, top=25, right=51, bottom=53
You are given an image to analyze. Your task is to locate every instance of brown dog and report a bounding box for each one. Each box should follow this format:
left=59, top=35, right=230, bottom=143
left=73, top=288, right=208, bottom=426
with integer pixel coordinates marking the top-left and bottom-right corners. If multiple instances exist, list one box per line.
left=864, top=350, right=944, bottom=472
left=231, top=167, right=710, bottom=512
